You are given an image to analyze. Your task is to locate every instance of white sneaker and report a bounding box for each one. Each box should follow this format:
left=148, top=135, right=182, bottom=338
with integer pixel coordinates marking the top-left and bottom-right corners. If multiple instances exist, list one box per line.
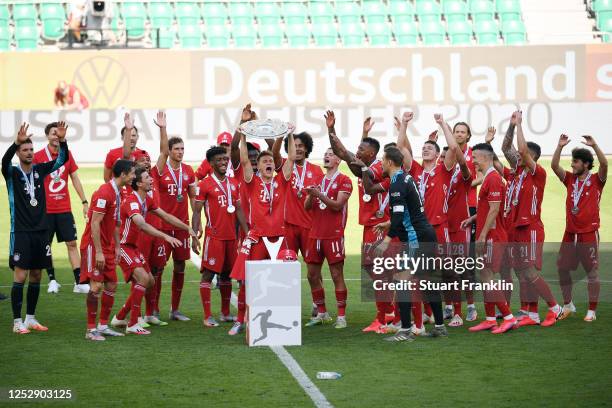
left=24, top=317, right=48, bottom=332
left=85, top=329, right=105, bottom=341
left=466, top=305, right=478, bottom=322
left=423, top=313, right=433, bottom=324
left=111, top=315, right=127, bottom=328
left=228, top=322, right=244, bottom=336
left=334, top=316, right=347, bottom=329
left=411, top=324, right=426, bottom=336
left=383, top=322, right=401, bottom=334
left=126, top=324, right=151, bottom=335
left=144, top=315, right=168, bottom=326
left=169, top=310, right=191, bottom=321
left=73, top=283, right=90, bottom=294
left=13, top=320, right=30, bottom=334
left=47, top=280, right=60, bottom=294
left=98, top=325, right=125, bottom=337
left=560, top=302, right=577, bottom=320
left=203, top=316, right=220, bottom=327
left=138, top=317, right=150, bottom=328
left=443, top=306, right=454, bottom=320
left=449, top=314, right=464, bottom=327
left=584, top=310, right=596, bottom=322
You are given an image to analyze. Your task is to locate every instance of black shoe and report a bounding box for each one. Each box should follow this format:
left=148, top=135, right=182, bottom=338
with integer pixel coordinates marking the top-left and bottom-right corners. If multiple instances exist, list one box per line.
left=425, top=325, right=448, bottom=338
left=0, top=293, right=7, bottom=301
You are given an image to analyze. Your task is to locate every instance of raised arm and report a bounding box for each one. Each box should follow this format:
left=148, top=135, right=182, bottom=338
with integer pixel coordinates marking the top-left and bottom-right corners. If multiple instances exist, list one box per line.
left=501, top=112, right=519, bottom=168
left=515, top=111, right=536, bottom=173
left=362, top=117, right=374, bottom=140
left=325, top=110, right=361, bottom=178
left=153, top=111, right=169, bottom=175
left=122, top=113, right=134, bottom=160
left=396, top=112, right=414, bottom=163
left=2, top=123, right=29, bottom=179
left=434, top=113, right=457, bottom=170
left=281, top=131, right=296, bottom=181
left=582, top=135, right=608, bottom=183
left=551, top=134, right=569, bottom=182
left=239, top=132, right=254, bottom=183
left=37, top=122, right=68, bottom=176
left=485, top=126, right=504, bottom=175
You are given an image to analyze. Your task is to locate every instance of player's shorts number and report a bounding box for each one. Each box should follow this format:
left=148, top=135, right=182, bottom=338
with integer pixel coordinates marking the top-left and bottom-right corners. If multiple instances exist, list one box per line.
left=46, top=245, right=51, bottom=257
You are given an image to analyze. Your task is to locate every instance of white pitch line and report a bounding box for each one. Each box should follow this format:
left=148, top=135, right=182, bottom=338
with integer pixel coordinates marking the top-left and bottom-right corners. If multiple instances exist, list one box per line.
left=189, top=250, right=333, bottom=408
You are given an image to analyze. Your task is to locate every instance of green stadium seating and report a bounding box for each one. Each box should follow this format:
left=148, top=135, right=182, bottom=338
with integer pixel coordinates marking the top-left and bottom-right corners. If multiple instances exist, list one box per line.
left=447, top=20, right=472, bottom=45
left=309, top=2, right=334, bottom=24
left=443, top=0, right=469, bottom=22
left=0, top=25, right=10, bottom=51
left=339, top=22, right=365, bottom=46
left=12, top=3, right=38, bottom=27
left=600, top=17, right=612, bottom=42
left=363, top=2, right=388, bottom=24
left=593, top=0, right=612, bottom=11
left=148, top=2, right=173, bottom=29
left=15, top=25, right=38, bottom=50
left=393, top=21, right=418, bottom=45
left=233, top=24, right=256, bottom=48
left=420, top=21, right=446, bottom=45
left=389, top=1, right=415, bottom=23
left=201, top=2, right=226, bottom=26
left=366, top=22, right=391, bottom=46
left=228, top=2, right=253, bottom=26
left=474, top=19, right=498, bottom=44
left=40, top=3, right=66, bottom=41
left=501, top=20, right=526, bottom=44
left=470, top=0, right=495, bottom=22
left=121, top=3, right=146, bottom=39
left=259, top=24, right=283, bottom=48
left=282, top=2, right=308, bottom=25
left=416, top=0, right=442, bottom=22
left=179, top=25, right=202, bottom=49
left=205, top=24, right=229, bottom=48
left=496, top=0, right=521, bottom=21
left=336, top=2, right=361, bottom=24
left=286, top=23, right=310, bottom=47
left=151, top=27, right=175, bottom=48
left=594, top=0, right=612, bottom=29
left=255, top=2, right=281, bottom=25
left=312, top=23, right=337, bottom=46
left=0, top=5, right=9, bottom=27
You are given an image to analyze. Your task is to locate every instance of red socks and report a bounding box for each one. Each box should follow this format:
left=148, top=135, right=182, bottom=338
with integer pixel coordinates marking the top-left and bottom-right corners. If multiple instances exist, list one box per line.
left=100, top=290, right=115, bottom=326
left=128, top=284, right=146, bottom=327
left=587, top=275, right=600, bottom=311
left=171, top=271, right=185, bottom=312
left=199, top=281, right=211, bottom=319
left=86, top=291, right=100, bottom=329
left=311, top=288, right=326, bottom=314
left=237, top=284, right=246, bottom=323
left=219, top=280, right=232, bottom=316
left=145, top=287, right=155, bottom=317
left=335, top=290, right=347, bottom=317
left=412, top=302, right=423, bottom=328
left=154, top=273, right=163, bottom=314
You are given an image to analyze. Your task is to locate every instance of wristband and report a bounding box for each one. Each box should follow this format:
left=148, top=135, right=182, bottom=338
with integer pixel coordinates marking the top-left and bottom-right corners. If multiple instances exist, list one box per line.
left=361, top=166, right=369, bottom=173
left=82, top=200, right=88, bottom=204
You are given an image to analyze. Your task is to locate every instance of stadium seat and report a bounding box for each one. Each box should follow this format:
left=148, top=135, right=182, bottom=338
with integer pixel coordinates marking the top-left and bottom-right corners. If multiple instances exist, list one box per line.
left=474, top=19, right=499, bottom=44
left=40, top=3, right=66, bottom=41
left=394, top=21, right=418, bottom=45
left=233, top=24, right=256, bottom=48
left=255, top=2, right=281, bottom=26
left=416, top=0, right=442, bottom=22
left=496, top=0, right=521, bottom=22
left=339, top=22, right=365, bottom=46
left=309, top=3, right=334, bottom=24
left=259, top=24, right=283, bottom=48
left=201, top=2, right=227, bottom=26
left=600, top=17, right=612, bottom=42
left=336, top=2, right=361, bottom=24
left=148, top=1, right=173, bottom=30
left=151, top=27, right=175, bottom=49
left=121, top=3, right=146, bottom=39
left=443, top=0, right=469, bottom=22
left=179, top=25, right=202, bottom=49
left=0, top=25, right=10, bottom=51
left=228, top=2, right=253, bottom=26
left=205, top=24, right=229, bottom=48
left=12, top=3, right=38, bottom=27
left=420, top=21, right=446, bottom=45
left=15, top=25, right=38, bottom=50
left=312, top=23, right=337, bottom=47
left=0, top=4, right=9, bottom=27
left=363, top=2, right=388, bottom=24
left=501, top=20, right=526, bottom=44
left=286, top=23, right=310, bottom=47
left=389, top=1, right=415, bottom=23
left=282, top=2, right=308, bottom=25
left=447, top=20, right=472, bottom=45
left=470, top=0, right=495, bottom=22
left=366, top=22, right=391, bottom=46
left=594, top=0, right=612, bottom=29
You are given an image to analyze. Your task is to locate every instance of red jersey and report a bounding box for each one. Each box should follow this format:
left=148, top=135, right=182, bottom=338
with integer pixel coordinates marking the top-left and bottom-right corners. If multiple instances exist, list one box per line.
left=284, top=160, right=325, bottom=228
left=446, top=166, right=472, bottom=232
left=563, top=171, right=605, bottom=233
left=195, top=159, right=235, bottom=180
left=195, top=174, right=240, bottom=240
left=476, top=168, right=506, bottom=240
left=104, top=147, right=143, bottom=170
left=80, top=181, right=122, bottom=253
left=145, top=180, right=162, bottom=229
left=244, top=173, right=288, bottom=237
left=33, top=146, right=78, bottom=214
left=358, top=160, right=391, bottom=226
left=120, top=191, right=158, bottom=246
left=154, top=162, right=196, bottom=229
left=501, top=166, right=518, bottom=232
left=510, top=164, right=546, bottom=228
left=309, top=172, right=353, bottom=239
left=409, top=161, right=453, bottom=226
left=463, top=146, right=478, bottom=207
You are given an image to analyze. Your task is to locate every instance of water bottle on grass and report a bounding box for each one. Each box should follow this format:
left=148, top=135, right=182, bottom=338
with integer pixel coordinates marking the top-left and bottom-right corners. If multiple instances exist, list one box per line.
left=316, top=372, right=342, bottom=380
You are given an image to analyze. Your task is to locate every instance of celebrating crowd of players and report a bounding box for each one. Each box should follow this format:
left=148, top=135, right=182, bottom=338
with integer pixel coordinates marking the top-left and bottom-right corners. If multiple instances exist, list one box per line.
left=3, top=104, right=607, bottom=342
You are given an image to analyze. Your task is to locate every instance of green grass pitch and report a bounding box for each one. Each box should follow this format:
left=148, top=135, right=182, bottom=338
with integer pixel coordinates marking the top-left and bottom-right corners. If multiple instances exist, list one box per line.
left=0, top=160, right=610, bottom=407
